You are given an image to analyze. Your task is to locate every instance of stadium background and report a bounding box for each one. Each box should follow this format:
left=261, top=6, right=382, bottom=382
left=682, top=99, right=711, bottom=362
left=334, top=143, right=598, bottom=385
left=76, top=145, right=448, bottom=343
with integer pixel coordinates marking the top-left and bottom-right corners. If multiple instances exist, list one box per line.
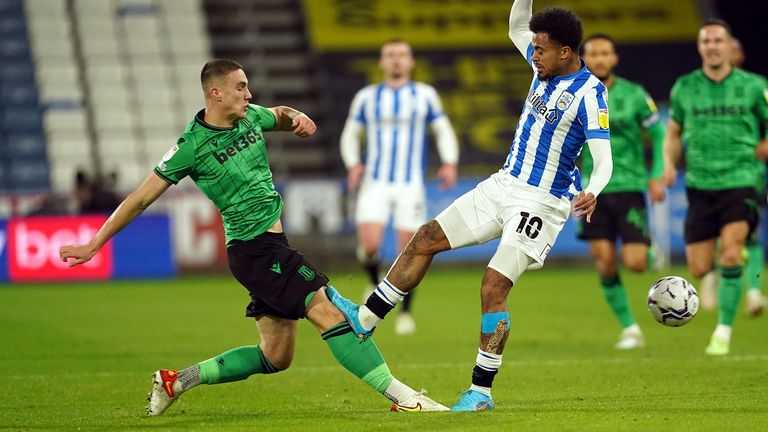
left=0, top=0, right=764, bottom=280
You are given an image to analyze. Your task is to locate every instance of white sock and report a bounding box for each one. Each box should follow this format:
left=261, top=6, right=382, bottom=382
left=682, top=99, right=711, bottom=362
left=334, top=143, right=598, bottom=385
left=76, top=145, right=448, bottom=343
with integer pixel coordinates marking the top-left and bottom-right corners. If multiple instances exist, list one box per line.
left=382, top=377, right=417, bottom=404
left=375, top=279, right=406, bottom=306
left=623, top=323, right=642, bottom=334
left=470, top=384, right=492, bottom=397
left=714, top=324, right=732, bottom=341
left=358, top=279, right=407, bottom=331
left=470, top=349, right=502, bottom=397
left=358, top=306, right=381, bottom=331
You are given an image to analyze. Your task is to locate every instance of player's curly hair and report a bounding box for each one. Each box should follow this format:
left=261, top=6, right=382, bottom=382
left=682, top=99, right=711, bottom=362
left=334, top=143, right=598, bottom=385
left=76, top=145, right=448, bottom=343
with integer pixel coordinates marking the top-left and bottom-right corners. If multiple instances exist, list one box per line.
left=529, top=7, right=583, bottom=52
left=200, top=59, right=243, bottom=87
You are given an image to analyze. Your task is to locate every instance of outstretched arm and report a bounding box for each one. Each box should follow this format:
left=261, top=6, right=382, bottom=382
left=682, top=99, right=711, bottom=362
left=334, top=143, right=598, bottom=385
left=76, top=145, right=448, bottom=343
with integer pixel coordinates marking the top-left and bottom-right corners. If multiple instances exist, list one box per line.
left=508, top=0, right=534, bottom=57
left=269, top=106, right=317, bottom=137
left=59, top=172, right=171, bottom=267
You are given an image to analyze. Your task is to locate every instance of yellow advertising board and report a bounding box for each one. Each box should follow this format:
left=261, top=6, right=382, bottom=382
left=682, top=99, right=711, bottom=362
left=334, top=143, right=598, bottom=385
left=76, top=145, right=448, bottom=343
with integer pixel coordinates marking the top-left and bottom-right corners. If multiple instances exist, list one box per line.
left=303, top=0, right=701, bottom=51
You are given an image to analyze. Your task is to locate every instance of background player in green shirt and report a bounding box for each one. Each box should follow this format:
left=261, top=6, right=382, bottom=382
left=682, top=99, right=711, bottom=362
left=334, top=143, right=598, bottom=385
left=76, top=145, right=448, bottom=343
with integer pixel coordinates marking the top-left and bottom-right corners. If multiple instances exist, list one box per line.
left=662, top=20, right=768, bottom=355
left=697, top=35, right=768, bottom=317
left=579, top=34, right=666, bottom=350
left=58, top=59, right=448, bottom=414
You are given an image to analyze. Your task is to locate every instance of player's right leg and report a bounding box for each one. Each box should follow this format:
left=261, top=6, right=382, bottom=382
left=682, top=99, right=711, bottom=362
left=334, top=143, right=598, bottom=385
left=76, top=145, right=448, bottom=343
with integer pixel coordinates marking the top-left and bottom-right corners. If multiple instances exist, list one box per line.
left=305, top=287, right=448, bottom=411
left=744, top=232, right=766, bottom=317
left=589, top=240, right=644, bottom=349
left=356, top=222, right=386, bottom=300
left=706, top=220, right=750, bottom=355
left=146, top=315, right=296, bottom=416
left=355, top=182, right=392, bottom=301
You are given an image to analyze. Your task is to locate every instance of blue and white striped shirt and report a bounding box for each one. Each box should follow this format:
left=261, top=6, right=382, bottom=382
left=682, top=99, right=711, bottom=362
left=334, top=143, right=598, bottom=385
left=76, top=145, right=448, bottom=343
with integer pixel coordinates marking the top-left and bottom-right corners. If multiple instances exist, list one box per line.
left=344, top=81, right=450, bottom=184
left=503, top=43, right=610, bottom=199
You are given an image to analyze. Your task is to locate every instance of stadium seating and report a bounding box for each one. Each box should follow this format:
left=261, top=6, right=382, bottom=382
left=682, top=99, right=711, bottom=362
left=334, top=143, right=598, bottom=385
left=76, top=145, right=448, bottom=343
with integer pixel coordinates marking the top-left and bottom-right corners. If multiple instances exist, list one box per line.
left=22, top=0, right=212, bottom=193
left=1, top=0, right=48, bottom=192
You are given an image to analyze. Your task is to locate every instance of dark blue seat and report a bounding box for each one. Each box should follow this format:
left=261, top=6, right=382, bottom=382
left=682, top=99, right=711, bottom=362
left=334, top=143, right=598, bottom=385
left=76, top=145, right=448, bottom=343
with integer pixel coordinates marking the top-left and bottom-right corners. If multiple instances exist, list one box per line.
left=5, top=132, right=46, bottom=157
left=0, top=0, right=23, bottom=15
left=0, top=16, right=26, bottom=36
left=0, top=61, right=35, bottom=82
left=8, top=158, right=50, bottom=191
left=0, top=37, right=30, bottom=59
left=0, top=82, right=38, bottom=106
left=2, top=107, right=42, bottom=132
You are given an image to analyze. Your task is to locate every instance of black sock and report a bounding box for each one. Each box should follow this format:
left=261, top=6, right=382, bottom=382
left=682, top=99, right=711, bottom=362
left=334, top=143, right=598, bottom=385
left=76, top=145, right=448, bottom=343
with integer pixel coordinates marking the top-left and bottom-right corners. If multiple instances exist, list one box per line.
left=365, top=295, right=395, bottom=319
left=471, top=365, right=498, bottom=388
left=363, top=260, right=380, bottom=286
left=401, top=288, right=414, bottom=313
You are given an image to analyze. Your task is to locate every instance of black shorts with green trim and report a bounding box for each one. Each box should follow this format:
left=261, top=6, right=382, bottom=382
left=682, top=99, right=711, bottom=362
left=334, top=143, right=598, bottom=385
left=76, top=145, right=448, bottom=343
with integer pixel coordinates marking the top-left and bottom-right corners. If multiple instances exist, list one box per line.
left=227, top=232, right=329, bottom=320
left=577, top=191, right=650, bottom=245
left=685, top=187, right=759, bottom=244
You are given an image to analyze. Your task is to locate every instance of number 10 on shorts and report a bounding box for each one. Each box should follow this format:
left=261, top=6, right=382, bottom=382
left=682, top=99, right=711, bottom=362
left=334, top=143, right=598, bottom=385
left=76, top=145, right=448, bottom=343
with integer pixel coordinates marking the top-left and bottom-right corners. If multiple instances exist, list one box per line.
left=516, top=211, right=543, bottom=239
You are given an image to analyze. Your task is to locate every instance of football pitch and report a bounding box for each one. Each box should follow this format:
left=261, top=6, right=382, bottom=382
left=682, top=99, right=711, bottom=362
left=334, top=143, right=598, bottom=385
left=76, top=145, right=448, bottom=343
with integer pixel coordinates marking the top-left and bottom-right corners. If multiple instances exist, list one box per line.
left=1, top=266, right=766, bottom=431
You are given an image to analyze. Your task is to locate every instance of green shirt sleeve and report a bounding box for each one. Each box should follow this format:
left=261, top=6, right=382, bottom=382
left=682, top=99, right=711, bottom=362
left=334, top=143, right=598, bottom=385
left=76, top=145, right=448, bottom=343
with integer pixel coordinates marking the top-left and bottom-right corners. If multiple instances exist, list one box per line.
left=669, top=79, right=685, bottom=125
left=248, top=104, right=277, bottom=131
left=154, top=137, right=195, bottom=184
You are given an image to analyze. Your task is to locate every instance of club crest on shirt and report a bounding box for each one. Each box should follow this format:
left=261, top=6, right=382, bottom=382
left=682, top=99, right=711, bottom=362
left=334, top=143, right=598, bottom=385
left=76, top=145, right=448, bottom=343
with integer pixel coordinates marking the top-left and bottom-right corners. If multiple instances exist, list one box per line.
left=157, top=144, right=179, bottom=171
left=556, top=91, right=574, bottom=110
left=598, top=108, right=609, bottom=129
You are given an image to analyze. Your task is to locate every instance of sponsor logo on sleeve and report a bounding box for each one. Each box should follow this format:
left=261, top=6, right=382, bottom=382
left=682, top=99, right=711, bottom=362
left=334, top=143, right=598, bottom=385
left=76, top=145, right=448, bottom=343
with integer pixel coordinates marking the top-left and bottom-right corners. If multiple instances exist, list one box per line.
left=598, top=108, right=610, bottom=129
left=646, top=96, right=658, bottom=113
left=157, top=144, right=179, bottom=171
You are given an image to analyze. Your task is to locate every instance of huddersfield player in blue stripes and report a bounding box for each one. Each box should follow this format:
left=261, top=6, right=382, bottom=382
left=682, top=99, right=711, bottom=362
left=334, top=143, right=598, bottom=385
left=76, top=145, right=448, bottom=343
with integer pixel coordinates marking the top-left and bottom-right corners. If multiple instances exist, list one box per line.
left=329, top=0, right=613, bottom=411
left=340, top=39, right=459, bottom=335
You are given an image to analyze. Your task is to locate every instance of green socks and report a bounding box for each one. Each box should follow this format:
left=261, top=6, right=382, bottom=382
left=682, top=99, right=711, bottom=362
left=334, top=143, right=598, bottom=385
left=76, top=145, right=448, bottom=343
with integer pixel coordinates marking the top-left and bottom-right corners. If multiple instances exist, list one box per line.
left=718, top=266, right=743, bottom=326
left=198, top=345, right=277, bottom=385
left=322, top=322, right=394, bottom=393
left=746, top=238, right=763, bottom=292
left=601, top=275, right=636, bottom=328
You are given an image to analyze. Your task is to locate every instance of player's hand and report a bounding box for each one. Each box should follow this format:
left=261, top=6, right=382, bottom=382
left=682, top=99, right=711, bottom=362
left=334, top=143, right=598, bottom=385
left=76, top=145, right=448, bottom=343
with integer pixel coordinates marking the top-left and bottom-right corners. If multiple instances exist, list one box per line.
left=648, top=178, right=666, bottom=203
left=59, top=244, right=98, bottom=267
left=573, top=191, right=596, bottom=223
left=661, top=163, right=677, bottom=187
left=291, top=114, right=316, bottom=137
left=437, top=163, right=458, bottom=190
left=755, top=140, right=768, bottom=161
left=347, top=164, right=364, bottom=193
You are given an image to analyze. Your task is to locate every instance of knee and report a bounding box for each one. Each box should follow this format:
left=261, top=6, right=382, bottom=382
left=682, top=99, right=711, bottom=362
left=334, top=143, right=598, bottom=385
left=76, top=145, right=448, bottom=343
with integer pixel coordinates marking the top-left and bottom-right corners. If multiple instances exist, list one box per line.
left=260, top=346, right=293, bottom=372
left=689, top=262, right=712, bottom=279
left=408, top=220, right=446, bottom=255
left=719, top=247, right=743, bottom=268
left=623, top=255, right=647, bottom=273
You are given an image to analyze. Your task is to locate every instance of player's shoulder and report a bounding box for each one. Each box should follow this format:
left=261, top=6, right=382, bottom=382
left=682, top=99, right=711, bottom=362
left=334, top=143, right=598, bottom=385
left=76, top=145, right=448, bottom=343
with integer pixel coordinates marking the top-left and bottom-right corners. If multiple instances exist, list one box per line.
left=411, top=81, right=437, bottom=92
left=673, top=69, right=703, bottom=87
left=355, top=83, right=382, bottom=98
left=736, top=68, right=767, bottom=86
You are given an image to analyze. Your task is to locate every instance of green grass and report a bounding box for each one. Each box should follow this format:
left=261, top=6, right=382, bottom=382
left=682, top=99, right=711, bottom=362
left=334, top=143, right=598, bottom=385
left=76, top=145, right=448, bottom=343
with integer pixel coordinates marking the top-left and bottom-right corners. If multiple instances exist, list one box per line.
left=1, top=266, right=766, bottom=431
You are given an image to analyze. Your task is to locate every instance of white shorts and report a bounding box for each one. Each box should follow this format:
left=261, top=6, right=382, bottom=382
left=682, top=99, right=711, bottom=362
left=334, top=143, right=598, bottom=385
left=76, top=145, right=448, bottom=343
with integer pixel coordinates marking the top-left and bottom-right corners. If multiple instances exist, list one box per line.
left=435, top=171, right=572, bottom=271
left=355, top=181, right=426, bottom=232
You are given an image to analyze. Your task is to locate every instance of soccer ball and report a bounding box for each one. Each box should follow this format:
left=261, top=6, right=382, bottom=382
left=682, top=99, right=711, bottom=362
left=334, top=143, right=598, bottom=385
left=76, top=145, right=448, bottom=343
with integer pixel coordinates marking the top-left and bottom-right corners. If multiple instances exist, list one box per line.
left=647, top=276, right=699, bottom=327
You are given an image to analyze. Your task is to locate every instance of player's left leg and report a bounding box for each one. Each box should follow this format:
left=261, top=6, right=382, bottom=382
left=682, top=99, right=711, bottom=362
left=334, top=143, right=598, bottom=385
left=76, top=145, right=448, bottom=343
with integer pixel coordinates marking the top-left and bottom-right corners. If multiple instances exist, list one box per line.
left=452, top=245, right=532, bottom=412
left=146, top=315, right=297, bottom=416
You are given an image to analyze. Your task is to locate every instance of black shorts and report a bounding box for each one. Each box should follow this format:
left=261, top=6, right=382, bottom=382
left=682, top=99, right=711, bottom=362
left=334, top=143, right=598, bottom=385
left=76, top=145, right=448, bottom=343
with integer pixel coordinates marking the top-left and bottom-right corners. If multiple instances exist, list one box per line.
left=227, top=232, right=329, bottom=320
left=685, top=187, right=759, bottom=244
left=577, top=191, right=650, bottom=244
